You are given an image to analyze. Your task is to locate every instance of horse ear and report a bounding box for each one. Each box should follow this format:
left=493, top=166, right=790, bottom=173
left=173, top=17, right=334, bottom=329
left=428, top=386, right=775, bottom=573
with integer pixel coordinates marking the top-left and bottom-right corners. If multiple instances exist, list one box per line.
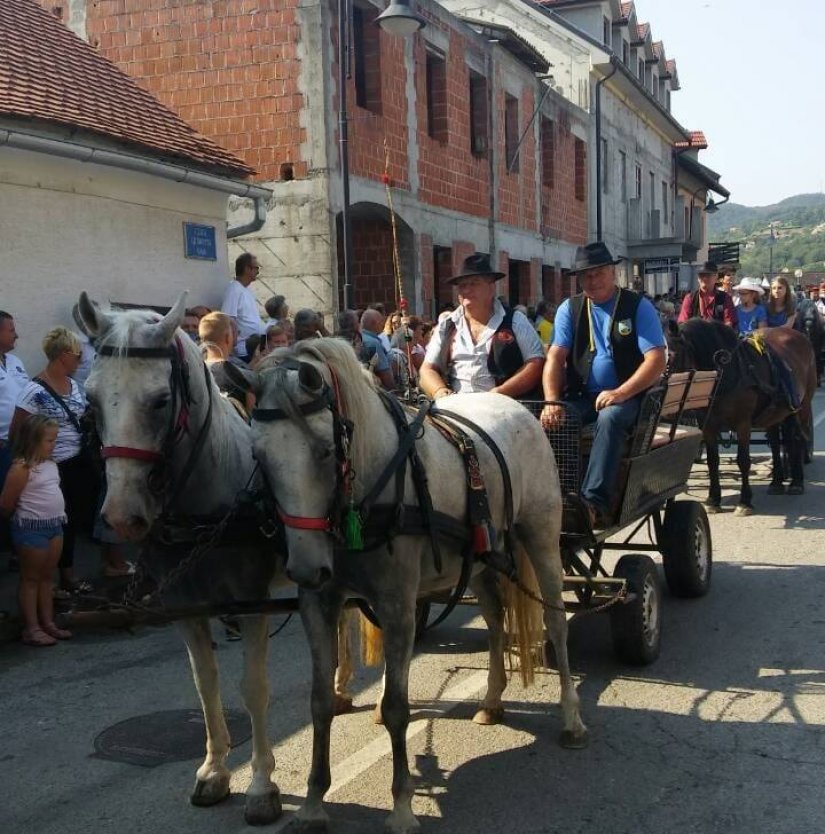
left=156, top=291, right=189, bottom=343
left=667, top=319, right=680, bottom=338
left=222, top=361, right=260, bottom=396
left=77, top=292, right=111, bottom=339
left=298, top=361, right=324, bottom=395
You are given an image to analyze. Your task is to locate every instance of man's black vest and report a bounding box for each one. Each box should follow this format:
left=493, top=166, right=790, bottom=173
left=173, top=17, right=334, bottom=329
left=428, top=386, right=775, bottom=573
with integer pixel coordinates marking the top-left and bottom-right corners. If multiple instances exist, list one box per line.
left=567, top=288, right=644, bottom=396
left=690, top=288, right=728, bottom=322
left=437, top=308, right=537, bottom=393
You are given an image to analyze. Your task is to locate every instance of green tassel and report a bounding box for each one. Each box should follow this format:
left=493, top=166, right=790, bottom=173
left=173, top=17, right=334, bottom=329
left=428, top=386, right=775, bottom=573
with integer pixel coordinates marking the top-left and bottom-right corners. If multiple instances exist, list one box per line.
left=343, top=505, right=363, bottom=550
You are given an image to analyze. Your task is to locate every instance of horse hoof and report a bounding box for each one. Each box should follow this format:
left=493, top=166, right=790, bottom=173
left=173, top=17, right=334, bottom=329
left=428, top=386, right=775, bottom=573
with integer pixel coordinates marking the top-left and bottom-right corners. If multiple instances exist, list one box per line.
left=384, top=811, right=421, bottom=834
left=373, top=704, right=384, bottom=725
left=767, top=482, right=785, bottom=495
left=334, top=694, right=353, bottom=715
left=245, top=789, right=283, bottom=826
left=733, top=505, right=753, bottom=517
left=559, top=728, right=590, bottom=750
left=287, top=818, right=329, bottom=834
left=787, top=482, right=805, bottom=495
left=473, top=707, right=504, bottom=725
left=704, top=503, right=721, bottom=515
left=190, top=774, right=230, bottom=807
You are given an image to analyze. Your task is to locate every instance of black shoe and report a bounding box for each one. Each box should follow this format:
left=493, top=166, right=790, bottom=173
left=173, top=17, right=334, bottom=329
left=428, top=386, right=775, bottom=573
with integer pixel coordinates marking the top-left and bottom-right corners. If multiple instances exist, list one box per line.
left=564, top=493, right=610, bottom=533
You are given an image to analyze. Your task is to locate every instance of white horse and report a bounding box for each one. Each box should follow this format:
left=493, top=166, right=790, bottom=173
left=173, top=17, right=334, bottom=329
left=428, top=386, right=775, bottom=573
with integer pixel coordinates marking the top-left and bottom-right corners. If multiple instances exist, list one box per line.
left=241, top=337, right=587, bottom=834
left=77, top=293, right=356, bottom=825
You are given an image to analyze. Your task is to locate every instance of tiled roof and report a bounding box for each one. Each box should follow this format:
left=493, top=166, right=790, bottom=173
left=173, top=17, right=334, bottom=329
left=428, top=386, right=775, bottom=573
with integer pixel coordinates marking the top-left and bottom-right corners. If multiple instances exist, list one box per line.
left=666, top=59, right=678, bottom=74
left=636, top=22, right=651, bottom=40
left=674, top=130, right=708, bottom=150
left=621, top=2, right=634, bottom=18
left=653, top=41, right=664, bottom=58
left=0, top=0, right=252, bottom=177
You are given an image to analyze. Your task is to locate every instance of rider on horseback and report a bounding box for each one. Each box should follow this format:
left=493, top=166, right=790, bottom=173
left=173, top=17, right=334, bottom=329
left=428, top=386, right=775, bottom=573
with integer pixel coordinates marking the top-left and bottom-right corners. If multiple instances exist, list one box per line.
left=540, top=243, right=666, bottom=529
left=677, top=261, right=738, bottom=327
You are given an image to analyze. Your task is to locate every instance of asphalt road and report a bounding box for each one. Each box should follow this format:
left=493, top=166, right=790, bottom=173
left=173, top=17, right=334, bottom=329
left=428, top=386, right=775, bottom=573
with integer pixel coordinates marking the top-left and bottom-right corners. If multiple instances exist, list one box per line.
left=3, top=392, right=825, bottom=834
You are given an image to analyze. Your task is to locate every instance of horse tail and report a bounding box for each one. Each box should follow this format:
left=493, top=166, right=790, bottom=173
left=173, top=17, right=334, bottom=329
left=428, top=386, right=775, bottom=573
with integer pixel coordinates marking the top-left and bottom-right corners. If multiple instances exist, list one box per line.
left=359, top=611, right=384, bottom=667
left=501, top=540, right=546, bottom=688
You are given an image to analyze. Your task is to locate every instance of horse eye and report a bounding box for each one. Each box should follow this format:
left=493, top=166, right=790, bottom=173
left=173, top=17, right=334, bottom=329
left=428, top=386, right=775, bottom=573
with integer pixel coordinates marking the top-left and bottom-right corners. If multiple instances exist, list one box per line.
left=152, top=395, right=170, bottom=411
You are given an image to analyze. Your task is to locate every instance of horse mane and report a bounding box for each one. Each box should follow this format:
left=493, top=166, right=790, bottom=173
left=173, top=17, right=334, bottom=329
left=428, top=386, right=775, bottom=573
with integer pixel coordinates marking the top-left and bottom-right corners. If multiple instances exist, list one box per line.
left=679, top=318, right=738, bottom=370
left=264, top=337, right=384, bottom=495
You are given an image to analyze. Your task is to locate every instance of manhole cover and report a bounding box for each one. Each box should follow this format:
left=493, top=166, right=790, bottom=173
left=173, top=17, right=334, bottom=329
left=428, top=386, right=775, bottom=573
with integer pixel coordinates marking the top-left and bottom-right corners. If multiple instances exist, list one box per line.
left=93, top=709, right=251, bottom=767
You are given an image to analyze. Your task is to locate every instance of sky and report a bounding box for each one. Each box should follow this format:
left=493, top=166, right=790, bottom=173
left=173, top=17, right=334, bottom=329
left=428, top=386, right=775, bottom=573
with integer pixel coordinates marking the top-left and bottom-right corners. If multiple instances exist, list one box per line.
left=638, top=0, right=824, bottom=207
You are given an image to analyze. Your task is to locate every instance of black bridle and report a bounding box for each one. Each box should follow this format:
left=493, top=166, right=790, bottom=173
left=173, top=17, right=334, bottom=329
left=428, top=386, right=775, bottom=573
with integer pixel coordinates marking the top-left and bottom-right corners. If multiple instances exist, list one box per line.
left=96, top=337, right=215, bottom=502
left=252, top=361, right=354, bottom=539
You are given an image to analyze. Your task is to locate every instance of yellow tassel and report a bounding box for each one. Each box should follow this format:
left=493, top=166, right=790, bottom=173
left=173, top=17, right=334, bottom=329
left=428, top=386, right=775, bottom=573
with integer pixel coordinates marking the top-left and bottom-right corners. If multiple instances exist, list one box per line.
left=359, top=612, right=384, bottom=667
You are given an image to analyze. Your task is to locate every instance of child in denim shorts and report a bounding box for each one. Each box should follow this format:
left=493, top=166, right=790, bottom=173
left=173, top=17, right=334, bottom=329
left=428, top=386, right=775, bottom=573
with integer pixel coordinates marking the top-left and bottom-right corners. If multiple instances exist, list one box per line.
left=0, top=415, right=70, bottom=646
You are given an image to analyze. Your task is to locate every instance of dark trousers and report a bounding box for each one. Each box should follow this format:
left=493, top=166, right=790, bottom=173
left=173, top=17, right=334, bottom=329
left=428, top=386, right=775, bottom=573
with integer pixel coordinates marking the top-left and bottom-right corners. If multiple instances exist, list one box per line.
left=566, top=394, right=641, bottom=511
left=57, top=454, right=99, bottom=571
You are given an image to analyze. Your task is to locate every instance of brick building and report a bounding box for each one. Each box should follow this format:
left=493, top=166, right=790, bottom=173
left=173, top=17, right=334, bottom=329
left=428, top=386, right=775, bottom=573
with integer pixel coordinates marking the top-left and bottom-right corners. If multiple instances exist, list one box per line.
left=42, top=0, right=590, bottom=316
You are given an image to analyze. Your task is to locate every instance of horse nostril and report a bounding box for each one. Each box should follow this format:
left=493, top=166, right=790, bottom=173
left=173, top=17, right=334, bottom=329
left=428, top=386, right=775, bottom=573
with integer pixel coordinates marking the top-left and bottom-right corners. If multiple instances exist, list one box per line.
left=317, top=566, right=333, bottom=586
left=129, top=515, right=150, bottom=535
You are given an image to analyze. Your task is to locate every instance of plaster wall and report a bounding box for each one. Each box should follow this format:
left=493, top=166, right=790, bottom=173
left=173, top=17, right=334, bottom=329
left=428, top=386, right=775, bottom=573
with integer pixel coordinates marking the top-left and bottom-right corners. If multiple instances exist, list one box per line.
left=0, top=147, right=230, bottom=371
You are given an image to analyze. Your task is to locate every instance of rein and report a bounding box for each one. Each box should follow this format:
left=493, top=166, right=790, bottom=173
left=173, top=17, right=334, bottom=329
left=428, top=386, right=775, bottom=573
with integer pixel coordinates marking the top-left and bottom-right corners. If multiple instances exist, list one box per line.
left=96, top=338, right=215, bottom=501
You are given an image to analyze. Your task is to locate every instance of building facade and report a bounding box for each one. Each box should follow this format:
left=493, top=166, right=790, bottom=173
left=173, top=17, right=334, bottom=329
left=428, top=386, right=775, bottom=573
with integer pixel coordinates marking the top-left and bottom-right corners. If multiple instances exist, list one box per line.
left=3, top=0, right=265, bottom=370
left=43, top=0, right=592, bottom=316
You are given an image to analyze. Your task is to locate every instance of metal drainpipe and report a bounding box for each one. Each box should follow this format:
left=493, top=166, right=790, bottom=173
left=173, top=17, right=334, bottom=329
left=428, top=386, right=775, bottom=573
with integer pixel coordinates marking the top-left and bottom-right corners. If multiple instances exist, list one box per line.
left=594, top=59, right=618, bottom=242
left=0, top=128, right=272, bottom=238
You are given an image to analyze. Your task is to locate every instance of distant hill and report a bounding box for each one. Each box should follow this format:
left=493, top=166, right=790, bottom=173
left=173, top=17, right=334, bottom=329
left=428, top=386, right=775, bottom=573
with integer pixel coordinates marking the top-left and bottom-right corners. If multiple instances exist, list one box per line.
left=707, top=193, right=825, bottom=276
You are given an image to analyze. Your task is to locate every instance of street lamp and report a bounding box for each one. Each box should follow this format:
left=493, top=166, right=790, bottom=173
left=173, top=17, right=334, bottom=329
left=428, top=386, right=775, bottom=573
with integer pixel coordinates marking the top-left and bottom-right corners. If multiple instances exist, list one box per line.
left=339, top=0, right=425, bottom=311
left=768, top=222, right=777, bottom=277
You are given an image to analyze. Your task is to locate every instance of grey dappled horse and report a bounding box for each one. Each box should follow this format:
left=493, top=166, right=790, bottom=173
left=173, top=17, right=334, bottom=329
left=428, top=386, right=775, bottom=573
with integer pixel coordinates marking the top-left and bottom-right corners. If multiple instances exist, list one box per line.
left=244, top=337, right=587, bottom=834
left=77, top=293, right=356, bottom=826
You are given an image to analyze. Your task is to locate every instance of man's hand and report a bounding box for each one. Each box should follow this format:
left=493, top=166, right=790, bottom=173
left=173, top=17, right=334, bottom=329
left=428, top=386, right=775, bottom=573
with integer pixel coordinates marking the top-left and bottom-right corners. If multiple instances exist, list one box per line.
left=540, top=402, right=565, bottom=429
left=594, top=388, right=629, bottom=411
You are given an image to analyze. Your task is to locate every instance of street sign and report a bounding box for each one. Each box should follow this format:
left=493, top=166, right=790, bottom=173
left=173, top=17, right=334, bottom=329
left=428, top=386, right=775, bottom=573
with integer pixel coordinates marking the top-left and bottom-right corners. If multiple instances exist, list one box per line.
left=183, top=222, right=217, bottom=260
left=644, top=257, right=678, bottom=274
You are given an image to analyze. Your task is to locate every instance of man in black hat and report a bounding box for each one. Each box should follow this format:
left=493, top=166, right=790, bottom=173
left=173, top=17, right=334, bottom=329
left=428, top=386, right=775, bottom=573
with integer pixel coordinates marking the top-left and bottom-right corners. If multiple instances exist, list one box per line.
left=677, top=261, right=737, bottom=326
left=541, top=242, right=666, bottom=529
left=420, top=254, right=544, bottom=398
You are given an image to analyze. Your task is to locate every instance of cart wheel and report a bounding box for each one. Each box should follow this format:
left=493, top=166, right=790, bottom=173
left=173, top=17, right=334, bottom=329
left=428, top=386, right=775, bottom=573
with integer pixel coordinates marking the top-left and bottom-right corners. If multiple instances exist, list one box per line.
left=661, top=500, right=712, bottom=598
left=610, top=554, right=662, bottom=666
left=414, top=601, right=431, bottom=640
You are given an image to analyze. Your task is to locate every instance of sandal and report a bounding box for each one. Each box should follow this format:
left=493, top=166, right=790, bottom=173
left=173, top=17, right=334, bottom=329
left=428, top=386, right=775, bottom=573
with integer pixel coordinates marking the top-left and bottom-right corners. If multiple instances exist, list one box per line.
left=21, top=628, right=57, bottom=647
left=42, top=622, right=73, bottom=640
left=101, top=562, right=136, bottom=578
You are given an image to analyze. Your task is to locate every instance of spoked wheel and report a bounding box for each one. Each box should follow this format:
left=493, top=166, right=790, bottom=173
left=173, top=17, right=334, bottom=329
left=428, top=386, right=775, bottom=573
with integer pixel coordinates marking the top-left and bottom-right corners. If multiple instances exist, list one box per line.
left=610, top=554, right=662, bottom=666
left=660, top=500, right=713, bottom=598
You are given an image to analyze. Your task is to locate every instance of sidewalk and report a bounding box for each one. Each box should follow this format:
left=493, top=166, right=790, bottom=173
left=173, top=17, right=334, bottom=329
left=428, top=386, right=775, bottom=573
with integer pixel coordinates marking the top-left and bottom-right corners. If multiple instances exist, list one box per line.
left=0, top=536, right=140, bottom=645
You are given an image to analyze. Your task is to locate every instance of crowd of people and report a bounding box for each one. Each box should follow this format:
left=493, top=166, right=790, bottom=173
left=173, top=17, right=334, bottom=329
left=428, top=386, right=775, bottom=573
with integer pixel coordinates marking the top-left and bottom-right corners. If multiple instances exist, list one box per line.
left=2, top=247, right=822, bottom=646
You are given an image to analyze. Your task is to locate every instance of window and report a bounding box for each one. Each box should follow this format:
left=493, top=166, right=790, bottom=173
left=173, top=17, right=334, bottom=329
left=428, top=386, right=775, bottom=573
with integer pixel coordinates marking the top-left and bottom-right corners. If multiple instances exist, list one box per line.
left=649, top=171, right=656, bottom=210
left=540, top=117, right=555, bottom=188
left=622, top=41, right=629, bottom=65
left=635, top=163, right=642, bottom=199
left=650, top=73, right=657, bottom=96
left=603, top=16, right=611, bottom=46
left=574, top=139, right=586, bottom=201
left=601, top=138, right=609, bottom=193
left=353, top=5, right=381, bottom=112
left=425, top=50, right=447, bottom=142
left=638, top=58, right=644, bottom=81
left=619, top=150, right=627, bottom=202
left=469, top=70, right=488, bottom=156
left=662, top=180, right=669, bottom=220
left=505, top=94, right=520, bottom=173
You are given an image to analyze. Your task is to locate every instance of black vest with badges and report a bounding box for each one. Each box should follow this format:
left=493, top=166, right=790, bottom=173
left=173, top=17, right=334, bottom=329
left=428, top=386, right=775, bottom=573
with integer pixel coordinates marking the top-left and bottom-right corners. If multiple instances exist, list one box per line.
left=567, top=288, right=644, bottom=396
left=690, top=288, right=728, bottom=322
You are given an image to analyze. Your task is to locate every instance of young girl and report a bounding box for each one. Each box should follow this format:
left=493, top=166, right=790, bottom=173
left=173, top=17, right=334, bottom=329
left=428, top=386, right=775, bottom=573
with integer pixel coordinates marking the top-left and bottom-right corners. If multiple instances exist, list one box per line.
left=0, top=415, right=70, bottom=646
left=732, top=278, right=768, bottom=335
left=766, top=275, right=797, bottom=328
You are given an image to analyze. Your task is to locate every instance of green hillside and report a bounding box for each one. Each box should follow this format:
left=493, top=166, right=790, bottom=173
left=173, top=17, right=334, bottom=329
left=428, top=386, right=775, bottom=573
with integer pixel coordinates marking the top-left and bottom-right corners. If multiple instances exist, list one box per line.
left=707, top=193, right=825, bottom=277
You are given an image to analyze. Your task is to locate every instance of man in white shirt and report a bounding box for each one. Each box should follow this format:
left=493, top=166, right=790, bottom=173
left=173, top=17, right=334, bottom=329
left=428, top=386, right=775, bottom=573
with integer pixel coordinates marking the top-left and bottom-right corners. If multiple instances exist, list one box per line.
left=221, top=253, right=265, bottom=358
left=420, top=254, right=544, bottom=399
left=0, top=311, right=29, bottom=446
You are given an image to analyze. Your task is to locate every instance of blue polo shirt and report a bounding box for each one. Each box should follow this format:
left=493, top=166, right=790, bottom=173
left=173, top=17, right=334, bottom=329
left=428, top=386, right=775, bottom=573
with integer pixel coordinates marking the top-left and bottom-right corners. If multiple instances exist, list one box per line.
left=553, top=294, right=665, bottom=394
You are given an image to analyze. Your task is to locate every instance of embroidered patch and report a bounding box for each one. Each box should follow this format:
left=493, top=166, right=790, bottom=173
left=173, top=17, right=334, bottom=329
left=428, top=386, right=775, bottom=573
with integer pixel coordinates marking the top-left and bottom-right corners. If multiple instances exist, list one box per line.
left=617, top=319, right=633, bottom=337
left=495, top=330, right=515, bottom=344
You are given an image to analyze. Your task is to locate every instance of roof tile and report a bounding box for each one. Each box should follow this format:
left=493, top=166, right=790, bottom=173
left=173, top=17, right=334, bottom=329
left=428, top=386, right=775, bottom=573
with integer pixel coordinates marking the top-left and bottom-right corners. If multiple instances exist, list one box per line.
left=0, top=0, right=252, bottom=177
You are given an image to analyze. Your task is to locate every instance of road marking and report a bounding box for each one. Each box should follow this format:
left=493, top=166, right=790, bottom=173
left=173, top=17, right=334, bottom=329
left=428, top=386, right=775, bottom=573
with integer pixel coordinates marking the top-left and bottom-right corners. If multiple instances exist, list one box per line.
left=270, top=669, right=488, bottom=829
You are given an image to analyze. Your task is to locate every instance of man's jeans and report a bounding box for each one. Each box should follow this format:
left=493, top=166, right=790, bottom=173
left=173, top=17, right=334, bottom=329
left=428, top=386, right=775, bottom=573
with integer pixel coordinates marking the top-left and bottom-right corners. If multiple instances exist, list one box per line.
left=565, top=394, right=641, bottom=512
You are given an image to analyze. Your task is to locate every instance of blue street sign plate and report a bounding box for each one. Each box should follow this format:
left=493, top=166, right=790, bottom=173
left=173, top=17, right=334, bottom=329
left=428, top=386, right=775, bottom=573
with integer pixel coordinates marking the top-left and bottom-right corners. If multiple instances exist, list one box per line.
left=183, top=223, right=217, bottom=261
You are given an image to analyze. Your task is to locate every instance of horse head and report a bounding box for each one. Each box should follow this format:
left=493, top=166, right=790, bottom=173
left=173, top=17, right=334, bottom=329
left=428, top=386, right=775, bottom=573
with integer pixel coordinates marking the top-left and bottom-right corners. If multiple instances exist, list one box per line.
left=80, top=291, right=194, bottom=540
left=240, top=339, right=373, bottom=589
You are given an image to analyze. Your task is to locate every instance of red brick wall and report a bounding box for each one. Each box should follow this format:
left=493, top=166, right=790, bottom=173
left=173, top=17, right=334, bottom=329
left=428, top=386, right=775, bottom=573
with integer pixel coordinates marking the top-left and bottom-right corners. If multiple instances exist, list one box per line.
left=541, top=117, right=588, bottom=245
left=414, top=24, right=490, bottom=217
left=498, top=250, right=510, bottom=300
left=40, top=0, right=307, bottom=182
left=348, top=219, right=397, bottom=311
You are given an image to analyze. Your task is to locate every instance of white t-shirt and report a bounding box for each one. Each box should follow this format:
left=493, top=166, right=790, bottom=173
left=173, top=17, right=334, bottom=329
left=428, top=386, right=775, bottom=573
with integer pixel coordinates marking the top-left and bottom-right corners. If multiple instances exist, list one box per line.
left=16, top=378, right=86, bottom=462
left=0, top=353, right=29, bottom=441
left=424, top=301, right=544, bottom=393
left=221, top=279, right=265, bottom=357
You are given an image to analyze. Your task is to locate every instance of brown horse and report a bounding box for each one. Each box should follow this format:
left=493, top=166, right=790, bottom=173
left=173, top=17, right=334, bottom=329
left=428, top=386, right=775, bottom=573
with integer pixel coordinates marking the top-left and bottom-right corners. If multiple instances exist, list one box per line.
left=667, top=319, right=816, bottom=514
